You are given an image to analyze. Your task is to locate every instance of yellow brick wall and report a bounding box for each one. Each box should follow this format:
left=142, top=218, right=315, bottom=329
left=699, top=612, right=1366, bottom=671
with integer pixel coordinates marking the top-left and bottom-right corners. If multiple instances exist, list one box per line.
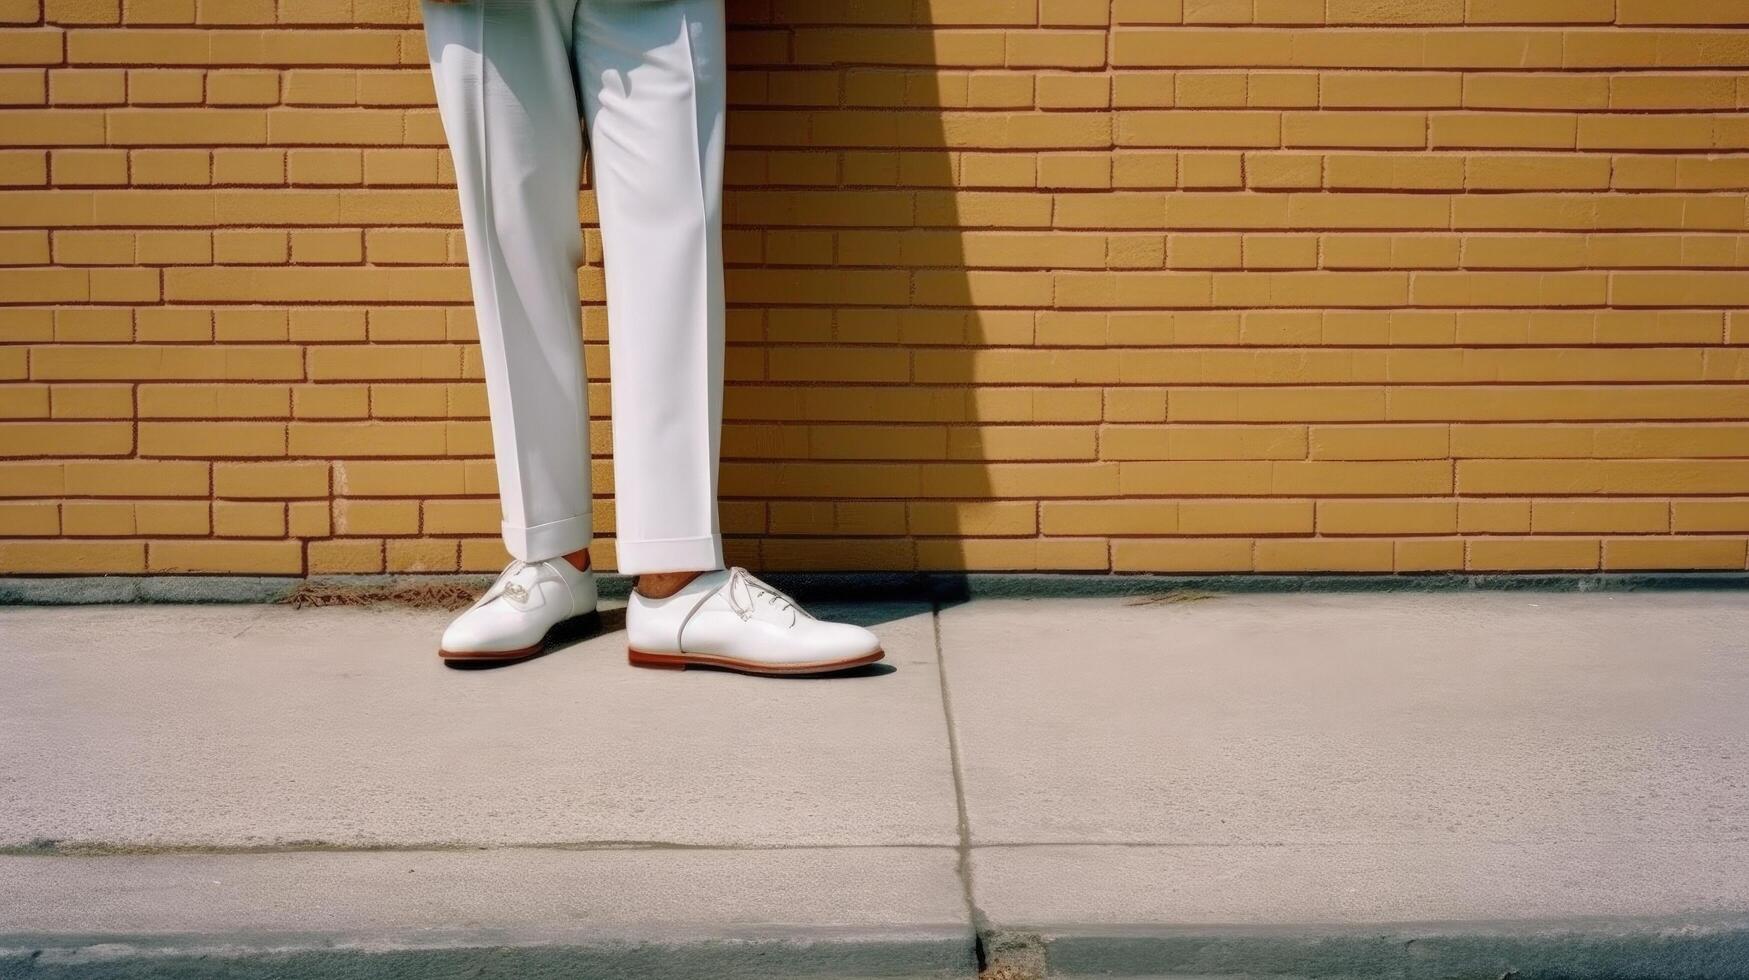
left=3, top=0, right=1749, bottom=577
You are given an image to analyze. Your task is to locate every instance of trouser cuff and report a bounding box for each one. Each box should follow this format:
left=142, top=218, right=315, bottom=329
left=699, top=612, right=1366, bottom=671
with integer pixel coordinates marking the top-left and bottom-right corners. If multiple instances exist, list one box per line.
left=615, top=533, right=723, bottom=576
left=503, top=514, right=593, bottom=563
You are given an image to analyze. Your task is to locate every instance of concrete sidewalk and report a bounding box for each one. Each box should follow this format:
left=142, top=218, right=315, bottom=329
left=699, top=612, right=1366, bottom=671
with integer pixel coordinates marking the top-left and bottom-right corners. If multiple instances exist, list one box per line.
left=3, top=591, right=1749, bottom=978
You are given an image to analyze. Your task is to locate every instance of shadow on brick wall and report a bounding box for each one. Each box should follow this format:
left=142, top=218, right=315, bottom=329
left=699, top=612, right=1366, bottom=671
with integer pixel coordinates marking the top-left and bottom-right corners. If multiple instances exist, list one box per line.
left=708, top=2, right=1004, bottom=590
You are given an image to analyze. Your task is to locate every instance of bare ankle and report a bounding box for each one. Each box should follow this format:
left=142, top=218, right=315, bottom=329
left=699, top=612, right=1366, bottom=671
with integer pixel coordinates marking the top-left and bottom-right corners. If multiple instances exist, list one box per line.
left=562, top=548, right=590, bottom=573
left=636, top=569, right=706, bottom=599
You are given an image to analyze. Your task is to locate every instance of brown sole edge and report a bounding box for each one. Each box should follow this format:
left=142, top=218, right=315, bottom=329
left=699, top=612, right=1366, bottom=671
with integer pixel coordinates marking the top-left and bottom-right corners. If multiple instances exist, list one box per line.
left=439, top=644, right=540, bottom=662
left=438, top=611, right=597, bottom=664
left=627, top=647, right=885, bottom=676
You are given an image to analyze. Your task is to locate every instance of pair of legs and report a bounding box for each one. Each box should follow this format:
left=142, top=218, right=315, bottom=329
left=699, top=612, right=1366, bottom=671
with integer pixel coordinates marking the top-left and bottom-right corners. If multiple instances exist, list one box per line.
left=423, top=0, right=884, bottom=673
left=422, top=0, right=726, bottom=595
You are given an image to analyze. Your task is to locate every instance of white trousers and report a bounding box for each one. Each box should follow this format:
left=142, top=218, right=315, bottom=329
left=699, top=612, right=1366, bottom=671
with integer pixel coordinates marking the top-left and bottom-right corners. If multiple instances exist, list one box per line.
left=421, top=0, right=726, bottom=575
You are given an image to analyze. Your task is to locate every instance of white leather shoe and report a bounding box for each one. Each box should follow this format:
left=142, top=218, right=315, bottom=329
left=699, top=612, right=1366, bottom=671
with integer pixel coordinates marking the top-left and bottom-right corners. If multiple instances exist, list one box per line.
left=439, top=558, right=598, bottom=663
left=625, top=566, right=883, bottom=675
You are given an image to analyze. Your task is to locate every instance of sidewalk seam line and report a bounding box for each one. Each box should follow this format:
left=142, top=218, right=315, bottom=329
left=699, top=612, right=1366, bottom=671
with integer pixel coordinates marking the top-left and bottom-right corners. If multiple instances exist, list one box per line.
left=932, top=597, right=991, bottom=973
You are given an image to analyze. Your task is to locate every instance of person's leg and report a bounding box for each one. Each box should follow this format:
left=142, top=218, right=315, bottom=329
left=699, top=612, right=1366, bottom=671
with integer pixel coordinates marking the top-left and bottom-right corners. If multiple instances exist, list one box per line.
left=423, top=0, right=593, bottom=567
left=571, top=0, right=727, bottom=586
left=423, top=0, right=598, bottom=662
left=573, top=0, right=881, bottom=674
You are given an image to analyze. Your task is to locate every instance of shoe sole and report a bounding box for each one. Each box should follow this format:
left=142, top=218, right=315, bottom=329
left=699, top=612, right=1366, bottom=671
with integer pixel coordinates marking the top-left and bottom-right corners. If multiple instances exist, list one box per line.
left=438, top=611, right=597, bottom=665
left=627, top=647, right=885, bottom=676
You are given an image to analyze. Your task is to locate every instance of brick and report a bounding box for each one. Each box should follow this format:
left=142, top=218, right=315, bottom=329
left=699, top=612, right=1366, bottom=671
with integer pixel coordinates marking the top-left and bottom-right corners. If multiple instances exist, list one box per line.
left=907, top=501, right=1037, bottom=536
left=31, top=345, right=304, bottom=381
left=1248, top=70, right=1318, bottom=106
left=1564, top=31, right=1749, bottom=69
left=214, top=460, right=328, bottom=498
left=1431, top=112, right=1575, bottom=149
left=213, top=500, right=284, bottom=537
left=1326, top=152, right=1463, bottom=190
left=1256, top=537, right=1395, bottom=571
left=1329, top=0, right=1461, bottom=23
left=139, top=421, right=285, bottom=457
left=0, top=539, right=143, bottom=572
left=767, top=536, right=915, bottom=571
left=0, top=501, right=59, bottom=535
left=1245, top=152, right=1321, bottom=189
left=1322, top=72, right=1461, bottom=108
left=1042, top=500, right=1176, bottom=534
left=1466, top=0, right=1612, bottom=22
left=307, top=535, right=383, bottom=574
left=1579, top=114, right=1716, bottom=151
left=1617, top=1, right=1749, bottom=25
left=1119, top=110, right=1281, bottom=147
left=1006, top=31, right=1105, bottom=69
left=386, top=537, right=458, bottom=572
left=63, top=458, right=206, bottom=493
left=61, top=499, right=132, bottom=535
left=148, top=538, right=299, bottom=573
left=1180, top=499, right=1313, bottom=533
left=1611, top=74, right=1737, bottom=111
left=1283, top=111, right=1426, bottom=148
left=1114, top=29, right=1292, bottom=67
left=1319, top=498, right=1455, bottom=534
left=1604, top=537, right=1746, bottom=570
left=1395, top=537, right=1463, bottom=570
left=136, top=500, right=209, bottom=535
left=1466, top=537, right=1599, bottom=571
left=1309, top=424, right=1447, bottom=459
left=422, top=498, right=495, bottom=535
left=1673, top=501, right=1749, bottom=533
left=1532, top=500, right=1669, bottom=534
left=1466, top=154, right=1611, bottom=191
left=1112, top=537, right=1253, bottom=572
left=1463, top=74, right=1608, bottom=110
left=49, top=383, right=130, bottom=418
left=333, top=498, right=418, bottom=535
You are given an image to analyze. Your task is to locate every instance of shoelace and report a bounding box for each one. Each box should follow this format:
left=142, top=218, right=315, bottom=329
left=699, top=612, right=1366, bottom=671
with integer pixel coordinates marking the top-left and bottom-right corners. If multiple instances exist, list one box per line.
left=671, top=566, right=810, bottom=654
left=723, top=566, right=811, bottom=623
left=473, top=559, right=547, bottom=609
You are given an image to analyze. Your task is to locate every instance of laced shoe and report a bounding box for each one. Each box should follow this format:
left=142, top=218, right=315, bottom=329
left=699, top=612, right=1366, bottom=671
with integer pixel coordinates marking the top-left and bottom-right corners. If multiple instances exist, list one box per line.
left=438, top=558, right=598, bottom=663
left=624, top=566, right=883, bottom=675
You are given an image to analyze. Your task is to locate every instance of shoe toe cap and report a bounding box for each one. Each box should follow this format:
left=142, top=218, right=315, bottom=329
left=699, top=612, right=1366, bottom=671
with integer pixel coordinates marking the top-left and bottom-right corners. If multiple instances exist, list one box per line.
left=817, top=620, right=882, bottom=659
left=441, top=604, right=536, bottom=655
left=439, top=612, right=492, bottom=654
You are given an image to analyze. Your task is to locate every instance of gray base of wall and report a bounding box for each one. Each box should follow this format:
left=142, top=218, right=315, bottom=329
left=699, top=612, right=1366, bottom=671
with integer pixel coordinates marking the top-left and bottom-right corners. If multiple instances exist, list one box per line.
left=3, top=570, right=1748, bottom=605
